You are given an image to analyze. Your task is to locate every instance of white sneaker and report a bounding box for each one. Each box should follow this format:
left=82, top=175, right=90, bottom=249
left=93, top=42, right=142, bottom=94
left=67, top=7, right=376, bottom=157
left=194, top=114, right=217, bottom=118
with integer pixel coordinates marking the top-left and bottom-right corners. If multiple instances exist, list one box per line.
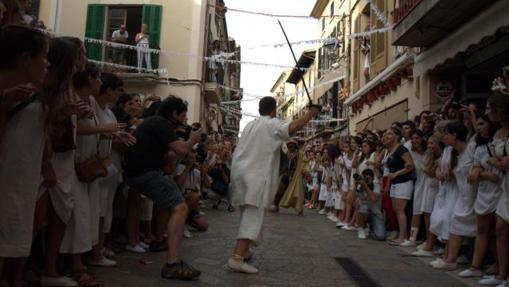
left=126, top=244, right=146, bottom=253
left=416, top=242, right=427, bottom=251
left=102, top=247, right=115, bottom=258
left=329, top=215, right=339, bottom=222
left=138, top=241, right=149, bottom=250
left=387, top=231, right=398, bottom=240
left=318, top=209, right=327, bottom=215
left=479, top=275, right=505, bottom=286
left=183, top=228, right=192, bottom=238
left=336, top=221, right=346, bottom=228
left=434, top=247, right=445, bottom=256
left=40, top=276, right=78, bottom=287
left=433, top=260, right=457, bottom=271
left=429, top=258, right=443, bottom=268
left=357, top=228, right=367, bottom=239
left=88, top=257, right=117, bottom=267
left=227, top=257, right=258, bottom=274
left=456, top=255, right=469, bottom=265
left=342, top=225, right=357, bottom=231
left=410, top=249, right=434, bottom=257
left=400, top=240, right=416, bottom=247
left=458, top=268, right=482, bottom=278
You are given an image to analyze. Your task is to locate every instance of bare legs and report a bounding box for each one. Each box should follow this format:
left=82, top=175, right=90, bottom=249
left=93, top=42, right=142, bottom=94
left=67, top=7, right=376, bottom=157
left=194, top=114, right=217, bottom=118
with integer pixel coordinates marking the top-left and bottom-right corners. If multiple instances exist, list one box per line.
left=45, top=203, right=67, bottom=278
left=167, top=203, right=188, bottom=263
left=495, top=216, right=509, bottom=281
left=392, top=198, right=408, bottom=243
left=410, top=214, right=421, bottom=242
left=470, top=213, right=494, bottom=269
left=444, top=234, right=463, bottom=264
left=126, top=190, right=141, bottom=247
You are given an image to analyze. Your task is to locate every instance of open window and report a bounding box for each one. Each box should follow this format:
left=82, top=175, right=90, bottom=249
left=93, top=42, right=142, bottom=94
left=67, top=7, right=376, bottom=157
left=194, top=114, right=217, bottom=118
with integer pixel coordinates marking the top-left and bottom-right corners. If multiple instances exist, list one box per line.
left=85, top=4, right=162, bottom=69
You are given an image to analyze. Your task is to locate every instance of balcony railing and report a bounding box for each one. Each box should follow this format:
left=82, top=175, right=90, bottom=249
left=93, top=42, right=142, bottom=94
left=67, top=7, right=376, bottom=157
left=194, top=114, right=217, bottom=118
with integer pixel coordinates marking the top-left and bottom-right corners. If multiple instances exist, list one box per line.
left=393, top=0, right=423, bottom=26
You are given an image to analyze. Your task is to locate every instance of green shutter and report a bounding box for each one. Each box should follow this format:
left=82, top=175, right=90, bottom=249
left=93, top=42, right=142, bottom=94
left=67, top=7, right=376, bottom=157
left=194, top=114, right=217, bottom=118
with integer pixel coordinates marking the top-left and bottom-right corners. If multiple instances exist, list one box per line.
left=84, top=4, right=106, bottom=61
left=142, top=5, right=162, bottom=69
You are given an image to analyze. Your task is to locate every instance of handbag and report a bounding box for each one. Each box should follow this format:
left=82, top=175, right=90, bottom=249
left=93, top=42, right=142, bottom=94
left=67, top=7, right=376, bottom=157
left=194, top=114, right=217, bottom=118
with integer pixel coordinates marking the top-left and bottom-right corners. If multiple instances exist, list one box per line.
left=74, top=116, right=108, bottom=182
left=75, top=154, right=108, bottom=183
left=52, top=116, right=76, bottom=152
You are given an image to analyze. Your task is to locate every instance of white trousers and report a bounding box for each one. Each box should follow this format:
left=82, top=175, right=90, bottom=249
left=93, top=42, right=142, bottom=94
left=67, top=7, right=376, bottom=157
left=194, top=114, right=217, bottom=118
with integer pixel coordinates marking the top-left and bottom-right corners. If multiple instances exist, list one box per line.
left=137, top=43, right=152, bottom=71
left=237, top=205, right=265, bottom=242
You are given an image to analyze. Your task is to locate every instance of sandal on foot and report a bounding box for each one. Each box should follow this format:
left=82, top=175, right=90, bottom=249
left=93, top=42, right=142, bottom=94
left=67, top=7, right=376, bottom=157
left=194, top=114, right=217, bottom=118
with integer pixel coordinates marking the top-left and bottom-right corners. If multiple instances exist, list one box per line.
left=161, top=261, right=200, bottom=280
left=72, top=272, right=99, bottom=287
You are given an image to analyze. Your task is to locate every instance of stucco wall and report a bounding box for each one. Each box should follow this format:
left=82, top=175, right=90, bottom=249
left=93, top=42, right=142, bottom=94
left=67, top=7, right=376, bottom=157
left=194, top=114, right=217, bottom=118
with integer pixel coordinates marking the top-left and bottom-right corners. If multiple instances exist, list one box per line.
left=39, top=0, right=208, bottom=123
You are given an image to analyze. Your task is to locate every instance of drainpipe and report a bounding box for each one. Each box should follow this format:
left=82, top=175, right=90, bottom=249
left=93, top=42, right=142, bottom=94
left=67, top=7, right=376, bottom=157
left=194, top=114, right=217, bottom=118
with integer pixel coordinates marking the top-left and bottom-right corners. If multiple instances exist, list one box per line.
left=201, top=0, right=211, bottom=131
left=346, top=0, right=352, bottom=136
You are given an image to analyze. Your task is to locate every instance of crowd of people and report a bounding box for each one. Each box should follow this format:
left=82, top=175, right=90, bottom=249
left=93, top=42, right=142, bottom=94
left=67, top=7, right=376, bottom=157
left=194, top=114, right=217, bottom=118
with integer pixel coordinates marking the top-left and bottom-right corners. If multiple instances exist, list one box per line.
left=271, top=68, right=509, bottom=286
left=2, top=0, right=509, bottom=286
left=0, top=2, right=239, bottom=285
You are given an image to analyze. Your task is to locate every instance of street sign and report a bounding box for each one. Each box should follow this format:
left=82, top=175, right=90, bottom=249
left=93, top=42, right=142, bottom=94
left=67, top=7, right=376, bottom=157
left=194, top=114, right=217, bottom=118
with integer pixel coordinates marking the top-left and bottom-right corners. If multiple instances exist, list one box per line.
left=436, top=81, right=454, bottom=98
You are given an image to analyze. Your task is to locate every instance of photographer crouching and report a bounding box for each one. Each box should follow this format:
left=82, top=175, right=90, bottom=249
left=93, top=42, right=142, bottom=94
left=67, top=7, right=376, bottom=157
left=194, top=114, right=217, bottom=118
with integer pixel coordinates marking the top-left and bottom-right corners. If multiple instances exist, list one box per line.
left=354, top=169, right=386, bottom=241
left=122, top=96, right=202, bottom=280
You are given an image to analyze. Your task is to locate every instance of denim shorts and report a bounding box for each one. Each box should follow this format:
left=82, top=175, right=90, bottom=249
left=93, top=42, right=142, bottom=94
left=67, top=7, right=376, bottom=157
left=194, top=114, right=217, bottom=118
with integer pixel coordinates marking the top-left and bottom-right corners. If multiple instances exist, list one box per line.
left=125, top=171, right=184, bottom=212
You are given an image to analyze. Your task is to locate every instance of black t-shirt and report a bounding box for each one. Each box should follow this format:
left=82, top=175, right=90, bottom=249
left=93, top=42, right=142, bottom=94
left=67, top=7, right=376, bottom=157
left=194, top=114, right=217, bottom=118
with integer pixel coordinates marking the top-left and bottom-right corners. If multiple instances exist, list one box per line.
left=387, top=145, right=412, bottom=184
left=123, top=115, right=179, bottom=177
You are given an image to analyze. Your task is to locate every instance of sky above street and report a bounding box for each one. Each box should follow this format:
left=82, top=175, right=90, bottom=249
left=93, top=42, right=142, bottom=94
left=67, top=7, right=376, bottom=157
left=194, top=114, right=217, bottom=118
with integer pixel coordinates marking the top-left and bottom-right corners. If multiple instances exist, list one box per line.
left=225, top=0, right=318, bottom=131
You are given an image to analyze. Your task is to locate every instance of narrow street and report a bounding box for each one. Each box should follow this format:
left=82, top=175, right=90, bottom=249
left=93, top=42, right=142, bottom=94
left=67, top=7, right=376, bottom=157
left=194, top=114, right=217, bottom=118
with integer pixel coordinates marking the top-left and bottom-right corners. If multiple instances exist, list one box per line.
left=92, top=207, right=477, bottom=287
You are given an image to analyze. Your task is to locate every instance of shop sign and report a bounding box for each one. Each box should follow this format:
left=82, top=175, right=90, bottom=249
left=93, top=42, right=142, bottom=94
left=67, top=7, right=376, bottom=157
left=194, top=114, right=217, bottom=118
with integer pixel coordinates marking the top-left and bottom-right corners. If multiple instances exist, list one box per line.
left=436, top=81, right=454, bottom=98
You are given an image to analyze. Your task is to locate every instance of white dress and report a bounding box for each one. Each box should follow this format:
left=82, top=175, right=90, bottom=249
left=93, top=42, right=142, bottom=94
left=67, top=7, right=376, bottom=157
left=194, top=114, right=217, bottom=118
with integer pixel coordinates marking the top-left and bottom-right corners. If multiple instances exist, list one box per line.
left=60, top=97, right=101, bottom=253
left=493, top=134, right=509, bottom=222
left=0, top=101, right=46, bottom=257
left=47, top=116, right=77, bottom=225
left=319, top=164, right=330, bottom=202
left=92, top=100, right=120, bottom=233
left=473, top=143, right=503, bottom=215
left=421, top=159, right=439, bottom=214
left=430, top=146, right=459, bottom=241
left=341, top=154, right=353, bottom=193
left=450, top=141, right=477, bottom=237
left=411, top=150, right=427, bottom=215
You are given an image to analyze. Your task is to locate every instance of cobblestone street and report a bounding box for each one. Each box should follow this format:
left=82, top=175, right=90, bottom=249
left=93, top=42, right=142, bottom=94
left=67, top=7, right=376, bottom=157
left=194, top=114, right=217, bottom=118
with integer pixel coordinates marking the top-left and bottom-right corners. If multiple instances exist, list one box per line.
left=91, top=207, right=479, bottom=287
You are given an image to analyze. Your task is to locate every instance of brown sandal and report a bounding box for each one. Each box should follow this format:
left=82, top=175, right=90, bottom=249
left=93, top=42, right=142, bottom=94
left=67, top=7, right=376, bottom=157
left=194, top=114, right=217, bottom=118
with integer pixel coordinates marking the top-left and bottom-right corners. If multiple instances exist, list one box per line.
left=161, top=261, right=201, bottom=280
left=72, top=272, right=100, bottom=287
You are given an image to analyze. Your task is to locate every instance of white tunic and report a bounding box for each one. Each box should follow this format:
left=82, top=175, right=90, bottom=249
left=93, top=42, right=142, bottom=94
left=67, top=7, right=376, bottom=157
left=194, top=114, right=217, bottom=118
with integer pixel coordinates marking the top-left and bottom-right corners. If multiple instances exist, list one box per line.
left=47, top=116, right=77, bottom=225
left=420, top=155, right=439, bottom=214
left=230, top=116, right=290, bottom=209
left=60, top=97, right=100, bottom=253
left=0, top=101, right=46, bottom=257
left=450, top=141, right=477, bottom=237
left=493, top=133, right=509, bottom=222
left=473, top=143, right=502, bottom=215
left=430, top=146, right=459, bottom=241
left=92, top=100, right=120, bottom=232
left=411, top=150, right=428, bottom=215
left=341, top=154, right=353, bottom=192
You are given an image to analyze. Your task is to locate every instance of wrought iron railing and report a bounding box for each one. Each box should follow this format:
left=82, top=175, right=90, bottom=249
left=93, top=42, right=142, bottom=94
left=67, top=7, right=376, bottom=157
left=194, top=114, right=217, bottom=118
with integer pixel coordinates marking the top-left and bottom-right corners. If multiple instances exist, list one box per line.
left=393, top=0, right=424, bottom=26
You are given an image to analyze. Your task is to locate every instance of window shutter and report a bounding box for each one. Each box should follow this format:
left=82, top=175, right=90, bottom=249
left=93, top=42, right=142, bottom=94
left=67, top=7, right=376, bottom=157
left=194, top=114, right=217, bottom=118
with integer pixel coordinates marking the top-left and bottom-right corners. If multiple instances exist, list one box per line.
left=353, top=16, right=361, bottom=92
left=142, top=5, right=163, bottom=68
left=370, top=0, right=387, bottom=74
left=85, top=4, right=106, bottom=61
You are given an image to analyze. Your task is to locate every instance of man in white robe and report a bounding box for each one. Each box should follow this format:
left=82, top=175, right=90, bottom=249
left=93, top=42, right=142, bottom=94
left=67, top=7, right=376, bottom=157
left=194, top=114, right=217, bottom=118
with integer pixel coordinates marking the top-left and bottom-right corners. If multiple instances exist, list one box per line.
left=227, top=96, right=320, bottom=273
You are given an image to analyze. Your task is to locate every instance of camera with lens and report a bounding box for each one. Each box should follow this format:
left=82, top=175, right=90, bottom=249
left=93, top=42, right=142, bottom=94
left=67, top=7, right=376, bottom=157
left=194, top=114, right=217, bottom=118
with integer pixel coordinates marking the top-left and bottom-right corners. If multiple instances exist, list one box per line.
left=353, top=173, right=362, bottom=181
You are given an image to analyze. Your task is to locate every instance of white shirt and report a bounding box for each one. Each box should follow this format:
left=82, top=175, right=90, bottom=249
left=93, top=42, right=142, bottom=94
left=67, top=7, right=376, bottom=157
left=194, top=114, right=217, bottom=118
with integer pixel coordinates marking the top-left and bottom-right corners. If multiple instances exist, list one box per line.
left=176, top=164, right=201, bottom=193
left=112, top=30, right=129, bottom=43
left=230, top=116, right=290, bottom=208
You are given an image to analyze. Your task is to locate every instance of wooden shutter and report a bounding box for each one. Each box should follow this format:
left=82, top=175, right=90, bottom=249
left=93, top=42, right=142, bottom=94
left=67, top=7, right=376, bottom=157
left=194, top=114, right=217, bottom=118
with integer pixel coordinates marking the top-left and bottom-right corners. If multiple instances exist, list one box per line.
left=370, top=0, right=387, bottom=74
left=85, top=4, right=106, bottom=61
left=142, top=5, right=162, bottom=68
left=353, top=16, right=361, bottom=92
